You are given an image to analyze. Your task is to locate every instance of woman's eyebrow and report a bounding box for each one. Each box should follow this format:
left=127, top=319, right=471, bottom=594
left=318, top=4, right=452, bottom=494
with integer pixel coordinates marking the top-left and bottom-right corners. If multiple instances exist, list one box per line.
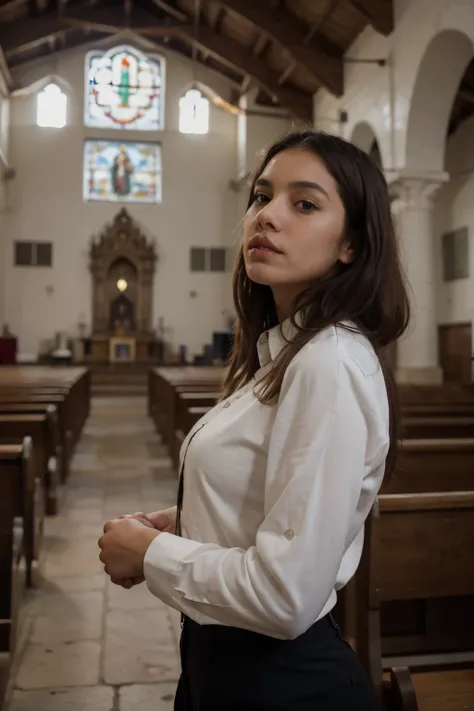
left=288, top=180, right=330, bottom=200
left=254, top=177, right=330, bottom=201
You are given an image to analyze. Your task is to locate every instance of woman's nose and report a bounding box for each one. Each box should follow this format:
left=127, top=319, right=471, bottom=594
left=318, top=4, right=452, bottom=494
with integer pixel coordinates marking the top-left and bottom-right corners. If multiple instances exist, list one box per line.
left=257, top=200, right=282, bottom=231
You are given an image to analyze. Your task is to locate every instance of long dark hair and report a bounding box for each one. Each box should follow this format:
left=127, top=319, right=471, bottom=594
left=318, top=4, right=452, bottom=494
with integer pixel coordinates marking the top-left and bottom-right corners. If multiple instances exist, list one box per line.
left=222, top=130, right=410, bottom=479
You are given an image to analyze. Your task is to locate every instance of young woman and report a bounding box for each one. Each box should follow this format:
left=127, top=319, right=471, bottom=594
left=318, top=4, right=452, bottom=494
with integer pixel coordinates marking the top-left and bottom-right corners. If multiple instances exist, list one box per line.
left=99, top=130, right=410, bottom=710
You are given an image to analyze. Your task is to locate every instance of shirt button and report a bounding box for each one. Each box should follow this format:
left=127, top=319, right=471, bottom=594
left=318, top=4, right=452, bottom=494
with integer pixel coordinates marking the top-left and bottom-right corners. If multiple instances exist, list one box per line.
left=284, top=529, right=295, bottom=541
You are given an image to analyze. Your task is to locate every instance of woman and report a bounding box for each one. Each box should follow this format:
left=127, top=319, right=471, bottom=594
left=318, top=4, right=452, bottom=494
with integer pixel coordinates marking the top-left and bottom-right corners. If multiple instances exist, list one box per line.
left=98, top=130, right=410, bottom=710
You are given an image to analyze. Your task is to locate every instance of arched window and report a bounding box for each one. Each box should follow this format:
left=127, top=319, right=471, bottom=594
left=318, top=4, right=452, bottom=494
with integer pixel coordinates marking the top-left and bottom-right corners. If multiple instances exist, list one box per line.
left=36, top=83, right=67, bottom=128
left=179, top=88, right=209, bottom=135
left=85, top=45, right=164, bottom=130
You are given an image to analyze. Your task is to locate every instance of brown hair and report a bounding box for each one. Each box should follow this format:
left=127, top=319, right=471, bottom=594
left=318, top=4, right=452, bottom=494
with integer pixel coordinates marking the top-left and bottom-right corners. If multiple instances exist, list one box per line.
left=222, top=130, right=410, bottom=479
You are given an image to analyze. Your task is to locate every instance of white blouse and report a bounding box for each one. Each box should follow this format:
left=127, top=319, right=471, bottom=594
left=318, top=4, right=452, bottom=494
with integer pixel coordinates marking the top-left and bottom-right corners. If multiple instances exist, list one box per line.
left=144, top=319, right=389, bottom=640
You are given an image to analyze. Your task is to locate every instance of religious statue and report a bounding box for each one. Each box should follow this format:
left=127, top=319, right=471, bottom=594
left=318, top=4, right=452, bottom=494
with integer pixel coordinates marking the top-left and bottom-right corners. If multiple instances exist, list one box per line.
left=111, top=145, right=133, bottom=196
left=109, top=295, right=136, bottom=335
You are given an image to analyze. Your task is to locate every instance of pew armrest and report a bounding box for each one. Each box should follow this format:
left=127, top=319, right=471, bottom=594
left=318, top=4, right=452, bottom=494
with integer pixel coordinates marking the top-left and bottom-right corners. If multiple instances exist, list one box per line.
left=383, top=666, right=418, bottom=711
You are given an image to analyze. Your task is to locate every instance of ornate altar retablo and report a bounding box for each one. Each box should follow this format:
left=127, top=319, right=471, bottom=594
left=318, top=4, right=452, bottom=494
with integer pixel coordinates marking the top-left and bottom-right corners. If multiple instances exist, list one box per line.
left=88, top=208, right=157, bottom=362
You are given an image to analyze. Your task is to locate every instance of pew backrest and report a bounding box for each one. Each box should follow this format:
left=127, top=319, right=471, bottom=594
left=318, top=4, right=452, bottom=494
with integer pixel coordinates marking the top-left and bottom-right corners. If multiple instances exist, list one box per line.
left=354, top=491, right=474, bottom=703
left=383, top=439, right=474, bottom=494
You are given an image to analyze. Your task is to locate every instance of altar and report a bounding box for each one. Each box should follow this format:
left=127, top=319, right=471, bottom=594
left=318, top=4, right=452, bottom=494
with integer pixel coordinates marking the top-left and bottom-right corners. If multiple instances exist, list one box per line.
left=90, top=333, right=153, bottom=362
left=88, top=209, right=157, bottom=363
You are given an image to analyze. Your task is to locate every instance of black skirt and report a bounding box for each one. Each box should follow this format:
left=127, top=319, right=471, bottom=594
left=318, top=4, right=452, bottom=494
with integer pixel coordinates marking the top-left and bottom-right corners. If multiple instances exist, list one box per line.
left=174, top=613, right=378, bottom=711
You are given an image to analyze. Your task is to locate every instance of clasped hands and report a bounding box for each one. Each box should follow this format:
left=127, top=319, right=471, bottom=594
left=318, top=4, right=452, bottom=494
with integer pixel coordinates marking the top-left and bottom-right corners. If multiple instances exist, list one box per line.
left=98, top=506, right=176, bottom=589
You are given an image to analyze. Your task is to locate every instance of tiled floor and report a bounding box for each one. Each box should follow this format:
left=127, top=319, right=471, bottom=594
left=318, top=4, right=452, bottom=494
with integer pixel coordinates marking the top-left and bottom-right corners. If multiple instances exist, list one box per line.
left=5, top=397, right=181, bottom=711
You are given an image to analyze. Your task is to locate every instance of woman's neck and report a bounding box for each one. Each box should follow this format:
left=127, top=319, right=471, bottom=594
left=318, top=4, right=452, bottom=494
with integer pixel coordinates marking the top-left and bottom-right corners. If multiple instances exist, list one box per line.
left=271, top=286, right=302, bottom=323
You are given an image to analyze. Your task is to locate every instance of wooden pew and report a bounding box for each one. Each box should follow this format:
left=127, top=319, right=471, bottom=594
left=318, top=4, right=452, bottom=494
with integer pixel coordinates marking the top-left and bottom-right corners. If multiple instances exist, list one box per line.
left=0, top=368, right=90, bottom=482
left=148, top=366, right=225, bottom=441
left=399, top=383, right=474, bottom=421
left=0, top=405, right=62, bottom=492
left=372, top=439, right=474, bottom=661
left=403, top=417, right=474, bottom=439
left=0, top=441, right=33, bottom=708
left=399, top=383, right=474, bottom=405
left=402, top=404, right=474, bottom=418
left=385, top=439, right=474, bottom=494
left=0, top=414, right=59, bottom=515
left=0, top=394, right=70, bottom=482
left=174, top=406, right=212, bottom=469
left=353, top=491, right=474, bottom=711
left=0, top=366, right=91, bottom=450
left=171, top=396, right=218, bottom=468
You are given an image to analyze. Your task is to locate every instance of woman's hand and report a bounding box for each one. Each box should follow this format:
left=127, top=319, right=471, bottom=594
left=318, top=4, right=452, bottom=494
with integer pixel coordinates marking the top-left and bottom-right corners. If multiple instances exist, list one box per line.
left=120, top=506, right=177, bottom=534
left=98, top=517, right=159, bottom=589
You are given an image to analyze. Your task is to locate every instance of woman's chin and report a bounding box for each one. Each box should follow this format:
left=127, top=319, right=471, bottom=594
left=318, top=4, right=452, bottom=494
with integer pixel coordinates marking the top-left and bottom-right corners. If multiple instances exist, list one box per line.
left=245, top=262, right=277, bottom=286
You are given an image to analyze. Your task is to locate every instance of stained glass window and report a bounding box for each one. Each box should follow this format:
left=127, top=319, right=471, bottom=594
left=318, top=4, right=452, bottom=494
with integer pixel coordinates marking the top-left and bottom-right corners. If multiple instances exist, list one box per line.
left=85, top=45, right=164, bottom=130
left=83, top=140, right=162, bottom=204
left=179, top=89, right=209, bottom=134
left=37, top=83, right=67, bottom=128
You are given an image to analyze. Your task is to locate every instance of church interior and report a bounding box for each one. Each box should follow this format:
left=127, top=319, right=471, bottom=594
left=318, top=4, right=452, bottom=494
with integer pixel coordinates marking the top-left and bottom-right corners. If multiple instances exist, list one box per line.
left=1, top=0, right=474, bottom=709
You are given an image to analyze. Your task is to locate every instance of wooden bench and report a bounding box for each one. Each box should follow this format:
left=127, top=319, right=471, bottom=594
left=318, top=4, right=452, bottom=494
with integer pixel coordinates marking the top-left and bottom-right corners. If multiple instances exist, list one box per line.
left=0, top=394, right=70, bottom=482
left=353, top=491, right=474, bottom=711
left=402, top=404, right=474, bottom=419
left=384, top=439, right=474, bottom=494
left=367, top=439, right=474, bottom=660
left=174, top=406, right=212, bottom=468
left=148, top=366, right=224, bottom=439
left=171, top=395, right=219, bottom=468
left=399, top=383, right=474, bottom=405
left=0, top=441, right=34, bottom=708
left=0, top=414, right=60, bottom=516
left=0, top=404, right=63, bottom=487
left=0, top=365, right=91, bottom=449
left=403, top=417, right=474, bottom=439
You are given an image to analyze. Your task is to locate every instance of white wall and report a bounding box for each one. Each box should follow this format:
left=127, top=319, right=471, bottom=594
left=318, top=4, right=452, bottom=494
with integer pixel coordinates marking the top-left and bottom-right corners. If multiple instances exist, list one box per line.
left=0, top=62, right=10, bottom=326
left=435, top=116, right=474, bottom=325
left=314, top=0, right=474, bottom=175
left=312, top=0, right=474, bottom=377
left=3, top=41, right=239, bottom=359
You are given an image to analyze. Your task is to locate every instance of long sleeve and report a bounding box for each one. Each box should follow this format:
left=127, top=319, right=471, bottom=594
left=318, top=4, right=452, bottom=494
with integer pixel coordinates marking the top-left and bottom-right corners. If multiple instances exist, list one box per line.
left=144, top=343, right=388, bottom=639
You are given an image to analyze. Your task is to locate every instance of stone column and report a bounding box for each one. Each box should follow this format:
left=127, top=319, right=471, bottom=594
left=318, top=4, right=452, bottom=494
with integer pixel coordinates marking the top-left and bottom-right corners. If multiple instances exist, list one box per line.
left=389, top=171, right=449, bottom=384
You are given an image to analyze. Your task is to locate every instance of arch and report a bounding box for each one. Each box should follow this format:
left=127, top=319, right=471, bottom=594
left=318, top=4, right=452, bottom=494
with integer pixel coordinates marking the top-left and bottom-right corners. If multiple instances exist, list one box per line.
left=12, top=74, right=72, bottom=98
left=350, top=122, right=383, bottom=168
left=181, top=81, right=240, bottom=116
left=405, top=30, right=474, bottom=172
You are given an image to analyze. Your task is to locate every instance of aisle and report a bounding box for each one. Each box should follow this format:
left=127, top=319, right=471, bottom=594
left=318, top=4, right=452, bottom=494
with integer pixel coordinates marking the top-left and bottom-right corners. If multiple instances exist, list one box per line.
left=6, top=397, right=181, bottom=711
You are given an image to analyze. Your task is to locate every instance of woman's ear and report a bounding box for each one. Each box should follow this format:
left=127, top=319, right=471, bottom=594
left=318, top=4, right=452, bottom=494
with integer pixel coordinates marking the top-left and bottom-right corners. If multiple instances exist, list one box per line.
left=338, top=241, right=356, bottom=265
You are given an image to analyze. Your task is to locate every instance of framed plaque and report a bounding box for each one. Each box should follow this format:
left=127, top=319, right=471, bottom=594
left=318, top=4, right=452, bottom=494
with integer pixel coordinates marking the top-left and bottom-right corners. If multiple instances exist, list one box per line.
left=109, top=337, right=136, bottom=363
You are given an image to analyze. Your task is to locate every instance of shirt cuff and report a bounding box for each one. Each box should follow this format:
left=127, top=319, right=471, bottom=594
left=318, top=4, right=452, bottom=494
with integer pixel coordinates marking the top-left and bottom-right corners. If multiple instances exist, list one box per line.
left=143, top=532, right=204, bottom=608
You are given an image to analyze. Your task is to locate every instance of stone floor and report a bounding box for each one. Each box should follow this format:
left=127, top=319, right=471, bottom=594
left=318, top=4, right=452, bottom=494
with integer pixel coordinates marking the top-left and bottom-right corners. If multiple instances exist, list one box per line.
left=5, top=397, right=182, bottom=711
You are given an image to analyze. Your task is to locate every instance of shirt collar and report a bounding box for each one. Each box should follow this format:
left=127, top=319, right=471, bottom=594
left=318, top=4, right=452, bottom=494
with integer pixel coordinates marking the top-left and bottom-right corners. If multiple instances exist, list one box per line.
left=257, top=311, right=303, bottom=367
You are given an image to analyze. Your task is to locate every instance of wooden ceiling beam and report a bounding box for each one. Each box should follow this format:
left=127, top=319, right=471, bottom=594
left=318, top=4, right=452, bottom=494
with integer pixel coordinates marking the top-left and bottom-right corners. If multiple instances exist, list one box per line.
left=348, top=0, right=393, bottom=36
left=0, top=17, right=72, bottom=56
left=240, top=34, right=268, bottom=94
left=213, top=6, right=226, bottom=33
left=0, top=9, right=187, bottom=56
left=174, top=24, right=312, bottom=118
left=214, top=0, right=343, bottom=96
left=149, top=0, right=187, bottom=22
left=28, top=0, right=42, bottom=19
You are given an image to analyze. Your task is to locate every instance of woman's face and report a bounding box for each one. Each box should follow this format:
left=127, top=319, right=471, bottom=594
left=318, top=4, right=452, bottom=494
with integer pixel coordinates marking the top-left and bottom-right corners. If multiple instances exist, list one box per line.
left=243, top=148, right=353, bottom=314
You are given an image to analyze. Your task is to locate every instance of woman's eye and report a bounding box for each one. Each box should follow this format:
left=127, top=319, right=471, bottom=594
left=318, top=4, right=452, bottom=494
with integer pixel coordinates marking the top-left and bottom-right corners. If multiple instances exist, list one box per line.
left=297, top=199, right=318, bottom=212
left=252, top=192, right=270, bottom=205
